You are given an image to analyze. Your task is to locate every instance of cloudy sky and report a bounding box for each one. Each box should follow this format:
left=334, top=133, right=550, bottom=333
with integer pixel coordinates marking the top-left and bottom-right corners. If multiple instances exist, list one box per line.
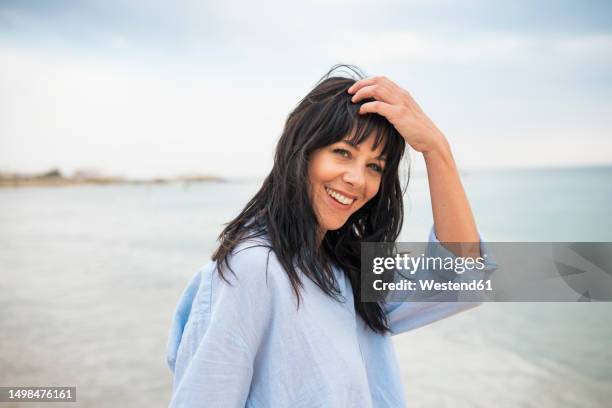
left=1, top=0, right=611, bottom=179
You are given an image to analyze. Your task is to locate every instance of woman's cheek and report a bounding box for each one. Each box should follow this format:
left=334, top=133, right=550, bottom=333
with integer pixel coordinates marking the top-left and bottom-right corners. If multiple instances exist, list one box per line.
left=366, top=177, right=382, bottom=201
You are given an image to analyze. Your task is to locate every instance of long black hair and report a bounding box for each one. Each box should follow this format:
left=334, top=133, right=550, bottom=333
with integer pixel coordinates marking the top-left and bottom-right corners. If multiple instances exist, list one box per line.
left=212, top=64, right=409, bottom=334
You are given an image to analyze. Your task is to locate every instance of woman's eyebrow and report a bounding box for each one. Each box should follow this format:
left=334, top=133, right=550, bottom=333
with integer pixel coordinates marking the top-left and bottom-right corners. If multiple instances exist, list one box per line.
left=340, top=139, right=387, bottom=161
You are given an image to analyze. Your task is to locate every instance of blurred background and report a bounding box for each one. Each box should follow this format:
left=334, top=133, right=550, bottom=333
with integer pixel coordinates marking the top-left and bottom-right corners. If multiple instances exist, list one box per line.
left=1, top=1, right=611, bottom=407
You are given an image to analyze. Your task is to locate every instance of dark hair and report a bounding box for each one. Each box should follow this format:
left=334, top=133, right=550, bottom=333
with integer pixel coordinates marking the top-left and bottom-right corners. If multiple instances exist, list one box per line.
left=212, top=64, right=409, bottom=334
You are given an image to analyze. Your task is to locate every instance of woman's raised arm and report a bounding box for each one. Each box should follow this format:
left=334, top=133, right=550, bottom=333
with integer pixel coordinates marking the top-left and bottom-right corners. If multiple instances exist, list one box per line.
left=348, top=76, right=480, bottom=256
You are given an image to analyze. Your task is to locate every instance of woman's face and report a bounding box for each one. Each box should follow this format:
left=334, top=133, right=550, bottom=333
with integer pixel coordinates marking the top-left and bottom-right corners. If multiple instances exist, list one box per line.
left=308, top=133, right=386, bottom=236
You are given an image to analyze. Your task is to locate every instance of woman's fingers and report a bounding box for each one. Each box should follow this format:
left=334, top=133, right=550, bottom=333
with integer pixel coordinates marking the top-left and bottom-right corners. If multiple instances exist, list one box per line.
left=358, top=100, right=400, bottom=121
left=350, top=76, right=407, bottom=107
left=347, top=76, right=381, bottom=94
left=351, top=84, right=393, bottom=104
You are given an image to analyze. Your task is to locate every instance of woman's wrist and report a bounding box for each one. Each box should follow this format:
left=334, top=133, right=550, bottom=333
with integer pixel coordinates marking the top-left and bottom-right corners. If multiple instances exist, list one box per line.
left=422, top=133, right=454, bottom=168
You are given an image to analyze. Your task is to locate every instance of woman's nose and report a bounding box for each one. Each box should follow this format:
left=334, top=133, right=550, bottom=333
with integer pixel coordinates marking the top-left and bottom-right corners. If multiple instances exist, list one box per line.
left=342, top=164, right=366, bottom=190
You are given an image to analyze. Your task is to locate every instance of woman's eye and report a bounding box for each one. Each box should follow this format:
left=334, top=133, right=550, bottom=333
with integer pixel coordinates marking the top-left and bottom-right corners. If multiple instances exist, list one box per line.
left=333, top=148, right=350, bottom=158
left=332, top=148, right=383, bottom=173
left=368, top=163, right=384, bottom=173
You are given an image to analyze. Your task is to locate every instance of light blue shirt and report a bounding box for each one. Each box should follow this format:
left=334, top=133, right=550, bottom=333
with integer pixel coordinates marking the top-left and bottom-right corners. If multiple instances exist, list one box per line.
left=166, top=227, right=493, bottom=407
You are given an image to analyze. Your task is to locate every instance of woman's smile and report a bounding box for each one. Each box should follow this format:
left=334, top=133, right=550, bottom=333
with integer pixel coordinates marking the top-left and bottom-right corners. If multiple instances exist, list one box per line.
left=324, top=186, right=356, bottom=208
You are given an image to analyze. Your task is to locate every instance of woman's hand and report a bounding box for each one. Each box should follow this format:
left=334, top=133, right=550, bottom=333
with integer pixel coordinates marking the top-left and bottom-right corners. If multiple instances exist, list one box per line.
left=347, top=76, right=446, bottom=154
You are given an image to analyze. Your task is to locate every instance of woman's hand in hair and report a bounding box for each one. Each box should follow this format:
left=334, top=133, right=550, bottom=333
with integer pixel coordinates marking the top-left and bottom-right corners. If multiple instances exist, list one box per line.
left=349, top=76, right=481, bottom=247
left=347, top=76, right=447, bottom=154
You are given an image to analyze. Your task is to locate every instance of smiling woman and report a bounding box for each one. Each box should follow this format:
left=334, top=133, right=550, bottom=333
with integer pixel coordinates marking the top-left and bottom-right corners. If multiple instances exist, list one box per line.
left=166, top=64, right=492, bottom=407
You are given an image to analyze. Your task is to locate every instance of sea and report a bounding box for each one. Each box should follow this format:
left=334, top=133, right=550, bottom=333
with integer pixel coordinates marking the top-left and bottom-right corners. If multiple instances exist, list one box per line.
left=1, top=166, right=611, bottom=407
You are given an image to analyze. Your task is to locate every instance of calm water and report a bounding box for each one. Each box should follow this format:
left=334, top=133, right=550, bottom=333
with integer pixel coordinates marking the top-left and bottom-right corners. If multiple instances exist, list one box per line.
left=1, top=167, right=611, bottom=407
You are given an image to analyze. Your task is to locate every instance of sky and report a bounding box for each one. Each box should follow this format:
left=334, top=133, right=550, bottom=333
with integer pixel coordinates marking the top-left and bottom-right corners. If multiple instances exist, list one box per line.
left=1, top=0, right=611, bottom=179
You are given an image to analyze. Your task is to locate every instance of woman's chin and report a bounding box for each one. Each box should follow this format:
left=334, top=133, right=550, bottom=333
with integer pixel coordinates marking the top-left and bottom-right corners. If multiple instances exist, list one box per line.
left=323, top=218, right=348, bottom=231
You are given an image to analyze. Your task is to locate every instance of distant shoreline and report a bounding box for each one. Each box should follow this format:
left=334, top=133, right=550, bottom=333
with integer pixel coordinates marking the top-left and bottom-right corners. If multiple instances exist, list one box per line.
left=0, top=169, right=226, bottom=188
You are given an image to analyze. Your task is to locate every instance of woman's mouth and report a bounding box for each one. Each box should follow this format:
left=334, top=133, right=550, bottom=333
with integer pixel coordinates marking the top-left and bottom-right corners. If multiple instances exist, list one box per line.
left=325, top=187, right=356, bottom=208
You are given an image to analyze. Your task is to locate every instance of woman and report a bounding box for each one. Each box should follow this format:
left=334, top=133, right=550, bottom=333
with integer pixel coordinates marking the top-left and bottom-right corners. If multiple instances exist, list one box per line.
left=167, top=65, right=492, bottom=407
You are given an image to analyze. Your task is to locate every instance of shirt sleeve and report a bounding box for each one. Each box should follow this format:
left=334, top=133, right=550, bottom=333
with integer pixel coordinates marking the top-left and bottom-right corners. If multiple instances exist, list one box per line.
left=169, top=245, right=274, bottom=408
left=384, top=225, right=496, bottom=336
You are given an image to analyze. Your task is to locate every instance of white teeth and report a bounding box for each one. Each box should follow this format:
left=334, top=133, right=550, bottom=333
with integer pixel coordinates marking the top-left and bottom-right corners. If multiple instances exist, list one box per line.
left=325, top=187, right=354, bottom=205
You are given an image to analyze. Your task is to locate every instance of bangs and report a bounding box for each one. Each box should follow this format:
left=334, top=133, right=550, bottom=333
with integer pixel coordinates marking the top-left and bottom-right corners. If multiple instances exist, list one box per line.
left=344, top=107, right=401, bottom=163
left=303, top=76, right=404, bottom=167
